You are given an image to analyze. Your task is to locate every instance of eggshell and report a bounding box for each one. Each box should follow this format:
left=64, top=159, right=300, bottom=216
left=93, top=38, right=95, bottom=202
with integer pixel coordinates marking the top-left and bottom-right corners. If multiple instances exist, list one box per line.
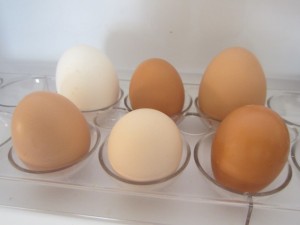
left=211, top=105, right=290, bottom=193
left=198, top=47, right=266, bottom=121
left=56, top=44, right=119, bottom=111
left=108, top=108, right=182, bottom=182
left=129, top=58, right=185, bottom=117
left=11, top=91, right=91, bottom=171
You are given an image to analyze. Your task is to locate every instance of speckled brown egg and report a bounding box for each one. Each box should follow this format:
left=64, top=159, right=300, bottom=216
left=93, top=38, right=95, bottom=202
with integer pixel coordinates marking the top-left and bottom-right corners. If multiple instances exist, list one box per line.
left=211, top=105, right=290, bottom=193
left=11, top=91, right=91, bottom=171
left=198, top=47, right=266, bottom=121
left=129, top=58, right=185, bottom=117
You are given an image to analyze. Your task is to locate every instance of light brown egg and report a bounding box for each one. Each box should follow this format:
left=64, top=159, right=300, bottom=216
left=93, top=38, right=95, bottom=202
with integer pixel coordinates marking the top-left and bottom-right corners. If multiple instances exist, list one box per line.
left=211, top=105, right=290, bottom=193
left=198, top=47, right=266, bottom=121
left=129, top=58, right=185, bottom=117
left=11, top=91, right=91, bottom=171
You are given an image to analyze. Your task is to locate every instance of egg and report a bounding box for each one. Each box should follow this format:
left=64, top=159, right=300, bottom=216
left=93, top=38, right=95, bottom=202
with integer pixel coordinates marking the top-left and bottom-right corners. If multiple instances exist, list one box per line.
left=56, top=44, right=120, bottom=111
left=129, top=58, right=185, bottom=117
left=198, top=47, right=266, bottom=121
left=211, top=105, right=290, bottom=193
left=11, top=91, right=91, bottom=171
left=108, top=108, right=182, bottom=182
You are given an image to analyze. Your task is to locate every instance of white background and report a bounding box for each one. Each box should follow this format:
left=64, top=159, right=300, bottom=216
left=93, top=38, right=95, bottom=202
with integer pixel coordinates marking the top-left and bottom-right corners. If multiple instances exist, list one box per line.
left=0, top=0, right=300, bottom=79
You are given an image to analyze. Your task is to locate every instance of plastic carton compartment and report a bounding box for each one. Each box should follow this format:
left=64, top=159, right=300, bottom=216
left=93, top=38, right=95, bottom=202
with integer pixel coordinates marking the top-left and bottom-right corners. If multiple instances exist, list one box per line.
left=0, top=72, right=300, bottom=225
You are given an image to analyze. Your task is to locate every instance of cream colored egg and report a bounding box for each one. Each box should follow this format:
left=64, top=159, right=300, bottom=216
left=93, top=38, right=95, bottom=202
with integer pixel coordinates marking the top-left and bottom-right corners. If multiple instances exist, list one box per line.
left=108, top=108, right=183, bottom=182
left=56, top=44, right=119, bottom=111
left=198, top=47, right=266, bottom=121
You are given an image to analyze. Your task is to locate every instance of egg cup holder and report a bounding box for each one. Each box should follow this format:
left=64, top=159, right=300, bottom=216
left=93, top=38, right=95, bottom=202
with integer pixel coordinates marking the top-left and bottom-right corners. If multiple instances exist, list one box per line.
left=194, top=132, right=293, bottom=225
left=7, top=123, right=101, bottom=175
left=1, top=74, right=300, bottom=225
left=0, top=76, right=56, bottom=111
left=267, top=92, right=300, bottom=143
left=124, top=93, right=193, bottom=124
left=0, top=112, right=11, bottom=148
left=98, top=135, right=191, bottom=190
left=291, top=138, right=300, bottom=173
left=88, top=89, right=127, bottom=129
left=176, top=97, right=219, bottom=136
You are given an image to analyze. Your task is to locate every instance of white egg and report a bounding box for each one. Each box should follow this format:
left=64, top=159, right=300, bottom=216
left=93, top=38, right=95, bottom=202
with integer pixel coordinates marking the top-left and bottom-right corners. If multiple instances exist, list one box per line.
left=56, top=44, right=120, bottom=111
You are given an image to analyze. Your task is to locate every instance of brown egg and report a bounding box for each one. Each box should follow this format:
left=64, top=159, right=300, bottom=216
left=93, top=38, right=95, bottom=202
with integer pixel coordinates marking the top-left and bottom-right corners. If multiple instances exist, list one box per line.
left=198, top=47, right=266, bottom=121
left=11, top=91, right=91, bottom=171
left=129, top=58, right=184, bottom=117
left=211, top=105, right=289, bottom=193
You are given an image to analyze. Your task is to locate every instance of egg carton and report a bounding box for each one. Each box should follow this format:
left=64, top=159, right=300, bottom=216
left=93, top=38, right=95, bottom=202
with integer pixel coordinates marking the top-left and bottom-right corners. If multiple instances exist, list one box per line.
left=0, top=72, right=300, bottom=225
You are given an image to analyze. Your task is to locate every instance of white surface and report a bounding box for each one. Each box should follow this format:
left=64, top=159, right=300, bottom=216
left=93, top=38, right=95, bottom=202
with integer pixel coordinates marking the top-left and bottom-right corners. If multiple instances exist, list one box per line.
left=0, top=206, right=122, bottom=225
left=0, top=0, right=300, bottom=78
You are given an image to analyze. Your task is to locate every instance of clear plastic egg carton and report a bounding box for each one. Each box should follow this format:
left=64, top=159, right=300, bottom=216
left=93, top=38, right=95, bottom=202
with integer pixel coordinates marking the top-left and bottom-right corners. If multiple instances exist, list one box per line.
left=1, top=71, right=300, bottom=225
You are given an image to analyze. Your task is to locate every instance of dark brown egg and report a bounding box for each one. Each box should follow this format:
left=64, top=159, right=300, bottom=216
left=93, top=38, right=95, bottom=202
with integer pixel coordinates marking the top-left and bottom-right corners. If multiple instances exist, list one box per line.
left=212, top=105, right=289, bottom=193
